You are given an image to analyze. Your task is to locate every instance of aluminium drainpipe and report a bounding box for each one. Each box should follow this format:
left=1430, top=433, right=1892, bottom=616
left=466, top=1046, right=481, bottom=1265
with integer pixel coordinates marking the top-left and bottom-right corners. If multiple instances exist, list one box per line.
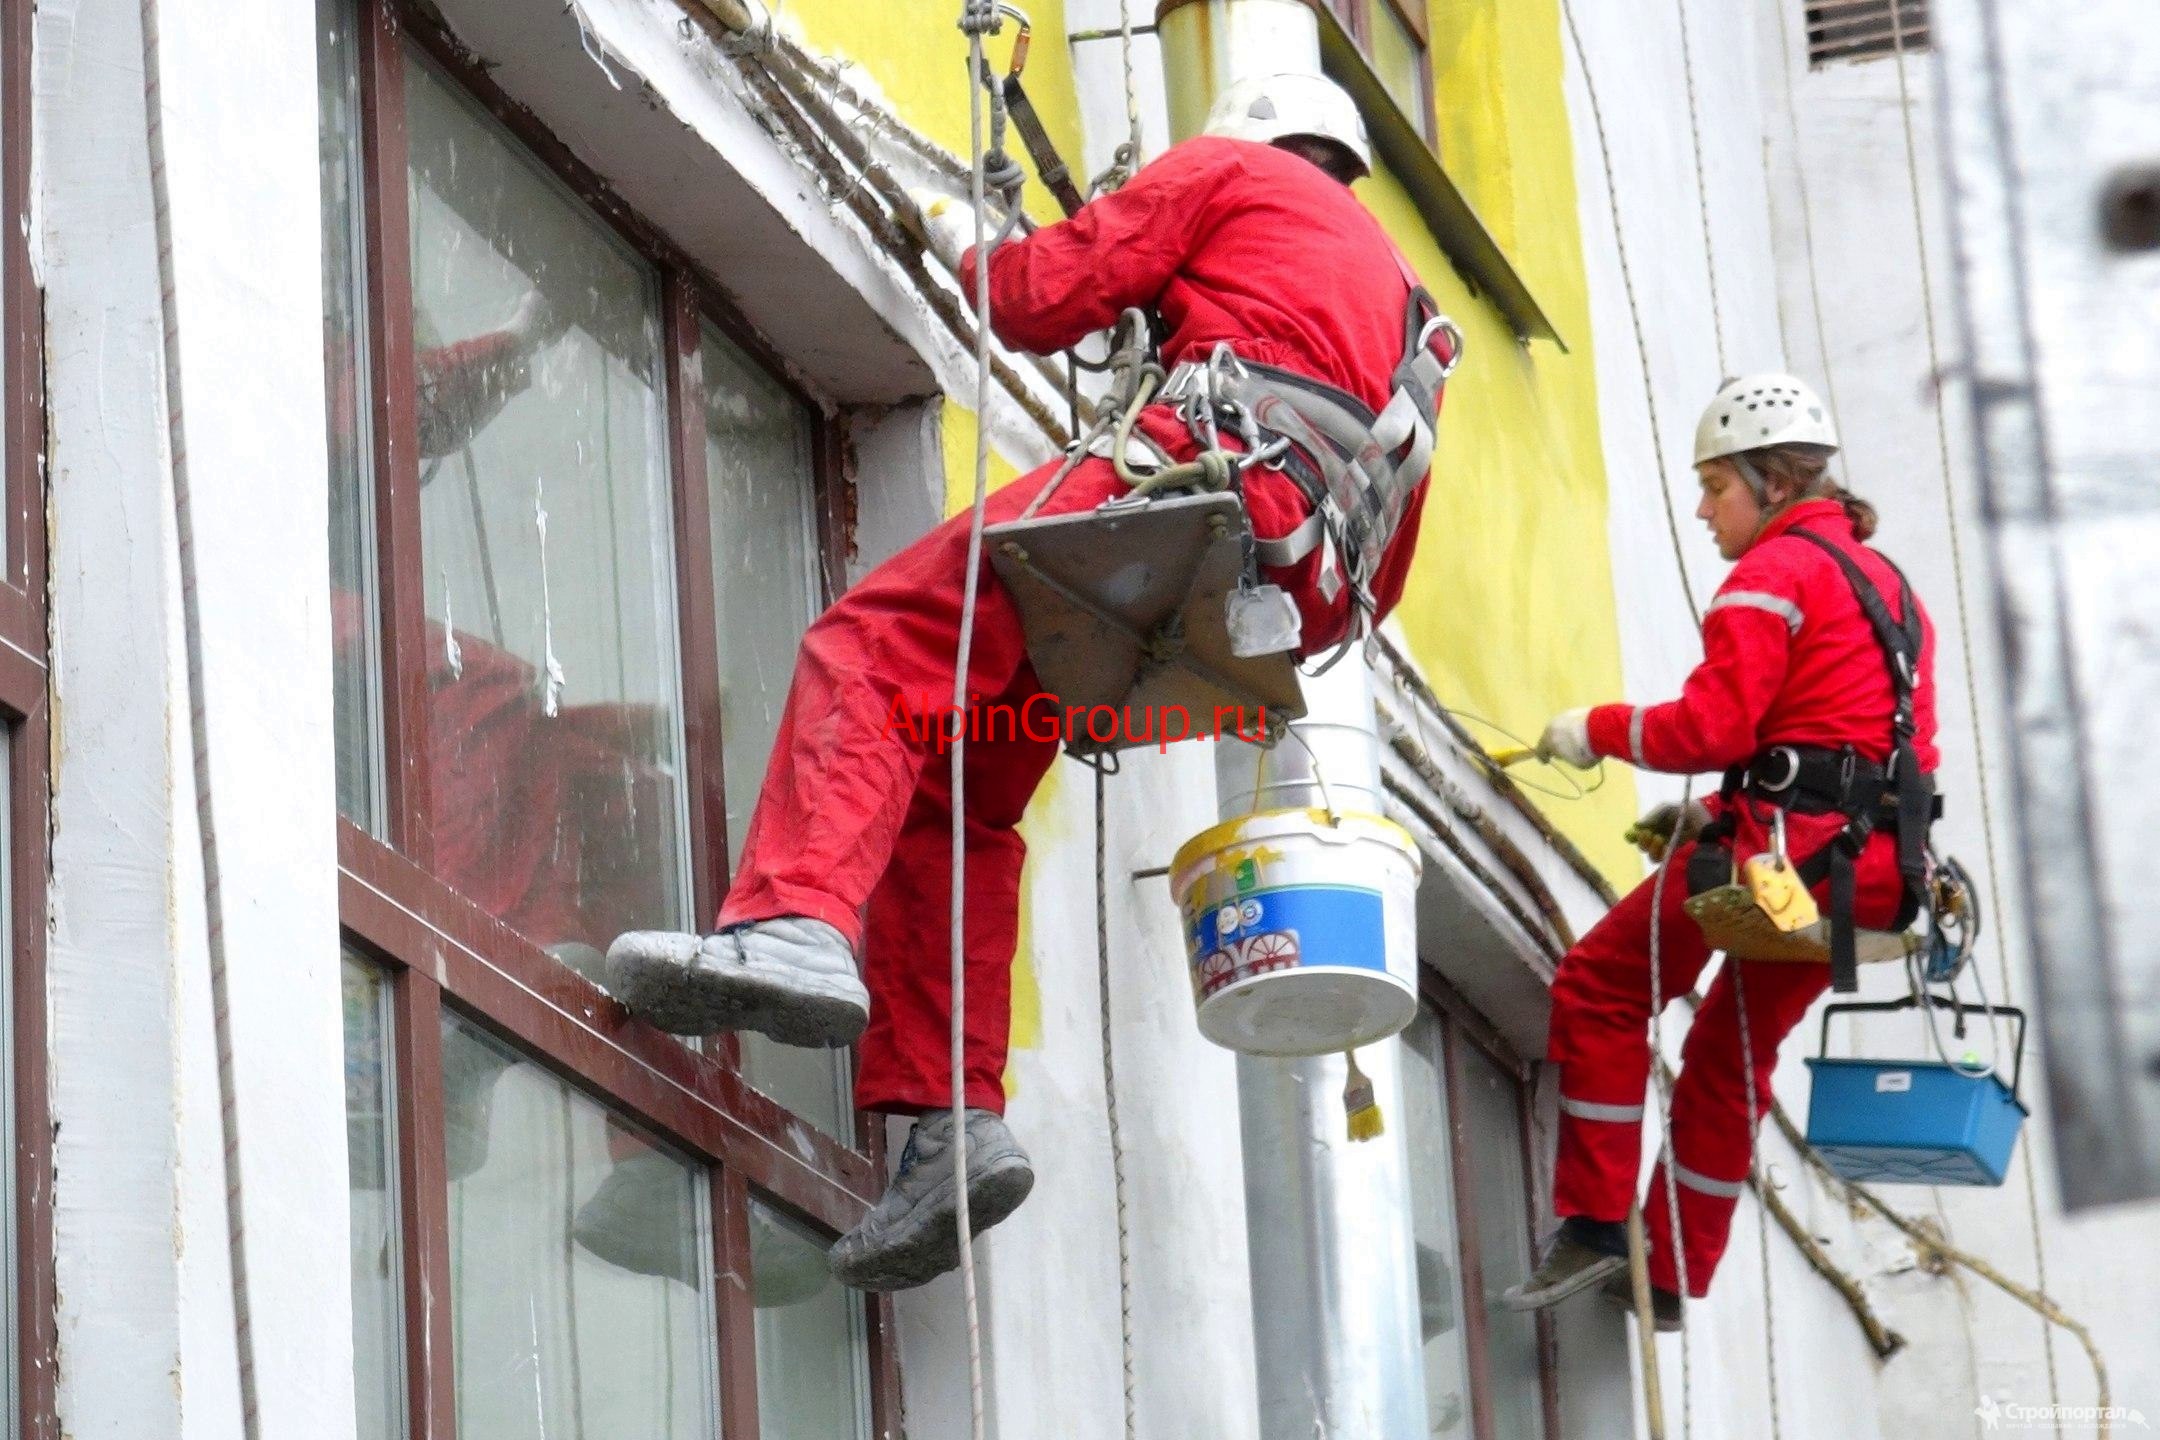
left=1216, top=661, right=1426, bottom=1439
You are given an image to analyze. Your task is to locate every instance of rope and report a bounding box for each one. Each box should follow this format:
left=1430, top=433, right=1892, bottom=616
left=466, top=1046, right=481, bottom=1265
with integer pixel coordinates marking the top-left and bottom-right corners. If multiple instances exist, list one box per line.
left=1559, top=0, right=1700, bottom=624
left=1764, top=0, right=1848, bottom=479
left=1095, top=764, right=1139, bottom=1438
left=1645, top=778, right=1694, bottom=1440
left=1730, top=959, right=1782, bottom=1440
left=952, top=7, right=1005, bottom=1436
left=1886, top=4, right=2065, bottom=1417
left=1670, top=0, right=1726, bottom=376
left=1117, top=0, right=1142, bottom=178
left=141, top=0, right=263, bottom=1432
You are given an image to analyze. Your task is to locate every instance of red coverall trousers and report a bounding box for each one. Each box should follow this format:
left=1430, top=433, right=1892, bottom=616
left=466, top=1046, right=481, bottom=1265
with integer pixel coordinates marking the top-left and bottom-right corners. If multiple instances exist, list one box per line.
left=717, top=450, right=1335, bottom=1115
left=1547, top=825, right=1907, bottom=1295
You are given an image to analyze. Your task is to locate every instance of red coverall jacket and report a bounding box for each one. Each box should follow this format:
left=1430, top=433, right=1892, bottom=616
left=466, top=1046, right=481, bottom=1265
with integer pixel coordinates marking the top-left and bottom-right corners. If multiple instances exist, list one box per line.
left=963, top=133, right=1439, bottom=652
left=1546, top=496, right=1940, bottom=1295
left=720, top=136, right=1449, bottom=1115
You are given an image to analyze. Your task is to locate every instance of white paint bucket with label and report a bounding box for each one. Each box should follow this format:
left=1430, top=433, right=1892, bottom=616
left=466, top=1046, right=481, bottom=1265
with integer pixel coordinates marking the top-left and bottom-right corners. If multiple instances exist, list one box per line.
left=1170, top=807, right=1421, bottom=1057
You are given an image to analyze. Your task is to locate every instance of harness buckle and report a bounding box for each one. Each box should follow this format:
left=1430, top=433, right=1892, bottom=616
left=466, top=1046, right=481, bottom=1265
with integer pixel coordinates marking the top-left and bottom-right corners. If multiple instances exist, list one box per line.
left=1756, top=746, right=1802, bottom=794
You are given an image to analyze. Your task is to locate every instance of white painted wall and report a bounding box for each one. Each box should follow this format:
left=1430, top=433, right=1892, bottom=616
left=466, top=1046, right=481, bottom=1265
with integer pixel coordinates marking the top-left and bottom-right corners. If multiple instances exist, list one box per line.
left=35, top=0, right=354, bottom=1435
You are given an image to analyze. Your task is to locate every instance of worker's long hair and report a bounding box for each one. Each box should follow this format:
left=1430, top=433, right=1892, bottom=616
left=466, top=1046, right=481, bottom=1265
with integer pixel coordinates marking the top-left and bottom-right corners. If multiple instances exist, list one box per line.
left=1745, top=442, right=1879, bottom=541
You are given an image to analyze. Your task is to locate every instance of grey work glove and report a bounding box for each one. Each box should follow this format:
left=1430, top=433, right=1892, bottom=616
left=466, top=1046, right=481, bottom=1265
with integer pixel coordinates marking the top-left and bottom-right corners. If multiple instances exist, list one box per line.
left=1624, top=800, right=1711, bottom=862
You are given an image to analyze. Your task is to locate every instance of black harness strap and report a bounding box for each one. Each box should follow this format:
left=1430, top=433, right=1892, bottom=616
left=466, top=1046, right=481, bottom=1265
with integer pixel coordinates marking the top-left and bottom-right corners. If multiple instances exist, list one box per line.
left=1783, top=527, right=1932, bottom=992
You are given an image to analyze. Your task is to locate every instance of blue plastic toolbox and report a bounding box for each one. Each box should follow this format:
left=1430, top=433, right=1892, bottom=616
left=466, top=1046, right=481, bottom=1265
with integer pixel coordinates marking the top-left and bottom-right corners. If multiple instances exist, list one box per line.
left=1804, top=999, right=2027, bottom=1187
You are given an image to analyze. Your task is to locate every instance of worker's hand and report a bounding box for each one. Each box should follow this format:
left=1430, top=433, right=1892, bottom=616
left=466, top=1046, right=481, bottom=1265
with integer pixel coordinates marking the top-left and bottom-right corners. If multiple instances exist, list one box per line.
left=908, top=187, right=1003, bottom=272
left=1536, top=708, right=1597, bottom=769
left=504, top=289, right=570, bottom=357
left=1624, top=800, right=1710, bottom=861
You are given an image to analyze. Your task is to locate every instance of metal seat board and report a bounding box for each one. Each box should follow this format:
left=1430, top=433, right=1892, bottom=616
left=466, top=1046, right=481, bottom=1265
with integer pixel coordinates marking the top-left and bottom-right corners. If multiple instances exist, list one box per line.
left=986, top=492, right=1306, bottom=757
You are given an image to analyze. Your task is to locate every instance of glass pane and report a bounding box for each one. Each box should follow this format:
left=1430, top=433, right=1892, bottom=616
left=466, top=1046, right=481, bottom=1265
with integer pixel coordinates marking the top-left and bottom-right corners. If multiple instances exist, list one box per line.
left=752, top=1200, right=870, bottom=1440
left=1401, top=1013, right=1472, bottom=1438
left=442, top=1012, right=717, bottom=1438
left=320, top=0, right=385, bottom=833
left=404, top=54, right=691, bottom=974
left=1458, top=1041, right=1546, bottom=1439
left=701, top=325, right=853, bottom=1141
left=1369, top=3, right=1432, bottom=143
left=343, top=957, right=404, bottom=1440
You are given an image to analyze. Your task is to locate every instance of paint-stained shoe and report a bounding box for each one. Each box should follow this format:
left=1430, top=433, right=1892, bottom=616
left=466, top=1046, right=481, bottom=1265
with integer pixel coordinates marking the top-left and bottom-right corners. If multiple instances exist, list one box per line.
left=828, top=1109, right=1035, bottom=1293
left=606, top=917, right=869, bottom=1047
left=1599, top=1267, right=1685, bottom=1332
left=1500, top=1216, right=1630, bottom=1311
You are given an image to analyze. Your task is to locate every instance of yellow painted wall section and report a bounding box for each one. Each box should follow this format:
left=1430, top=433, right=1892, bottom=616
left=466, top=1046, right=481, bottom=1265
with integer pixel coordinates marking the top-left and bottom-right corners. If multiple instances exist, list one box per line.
left=787, top=0, right=1088, bottom=226
left=1368, top=0, right=1643, bottom=882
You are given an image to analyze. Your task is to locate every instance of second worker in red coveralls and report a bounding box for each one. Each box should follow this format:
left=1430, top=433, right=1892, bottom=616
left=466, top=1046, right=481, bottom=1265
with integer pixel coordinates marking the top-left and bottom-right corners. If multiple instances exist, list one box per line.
left=606, top=73, right=1459, bottom=1291
left=1503, top=374, right=1940, bottom=1331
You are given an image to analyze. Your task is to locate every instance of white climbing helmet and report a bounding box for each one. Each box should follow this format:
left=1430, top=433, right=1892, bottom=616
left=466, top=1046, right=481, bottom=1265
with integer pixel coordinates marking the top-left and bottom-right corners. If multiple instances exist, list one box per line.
left=1203, top=73, right=1372, bottom=179
left=1692, top=373, right=1840, bottom=465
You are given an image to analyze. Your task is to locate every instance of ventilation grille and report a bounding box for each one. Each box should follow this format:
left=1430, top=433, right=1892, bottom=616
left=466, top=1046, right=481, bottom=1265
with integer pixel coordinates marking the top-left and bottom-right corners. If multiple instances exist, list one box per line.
left=1805, top=0, right=1929, bottom=66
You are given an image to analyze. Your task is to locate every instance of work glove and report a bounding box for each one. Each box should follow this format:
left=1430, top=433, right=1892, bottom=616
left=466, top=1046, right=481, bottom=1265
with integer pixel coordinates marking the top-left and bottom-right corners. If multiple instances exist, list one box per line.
left=908, top=187, right=1005, bottom=272
left=1624, top=800, right=1711, bottom=862
left=1536, top=708, right=1597, bottom=769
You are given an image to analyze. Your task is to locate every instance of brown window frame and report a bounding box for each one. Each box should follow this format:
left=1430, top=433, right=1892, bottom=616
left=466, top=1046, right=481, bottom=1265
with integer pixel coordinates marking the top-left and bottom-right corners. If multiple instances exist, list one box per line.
left=1420, top=969, right=1563, bottom=1440
left=2, top=0, right=55, bottom=1432
left=335, top=2, right=899, bottom=1436
left=1326, top=0, right=1438, bottom=144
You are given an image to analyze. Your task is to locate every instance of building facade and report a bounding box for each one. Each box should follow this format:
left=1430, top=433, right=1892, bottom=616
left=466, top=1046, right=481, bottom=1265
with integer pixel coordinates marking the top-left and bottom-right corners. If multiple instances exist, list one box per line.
left=5, top=0, right=2152, bottom=1435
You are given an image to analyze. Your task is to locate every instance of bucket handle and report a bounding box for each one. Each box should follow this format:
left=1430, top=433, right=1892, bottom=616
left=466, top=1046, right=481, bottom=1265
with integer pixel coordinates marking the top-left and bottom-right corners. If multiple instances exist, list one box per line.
left=1817, top=997, right=2027, bottom=1100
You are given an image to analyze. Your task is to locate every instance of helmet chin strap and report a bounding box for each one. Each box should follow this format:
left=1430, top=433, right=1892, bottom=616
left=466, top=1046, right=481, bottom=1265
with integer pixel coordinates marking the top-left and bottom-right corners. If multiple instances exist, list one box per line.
left=1732, top=451, right=1770, bottom=502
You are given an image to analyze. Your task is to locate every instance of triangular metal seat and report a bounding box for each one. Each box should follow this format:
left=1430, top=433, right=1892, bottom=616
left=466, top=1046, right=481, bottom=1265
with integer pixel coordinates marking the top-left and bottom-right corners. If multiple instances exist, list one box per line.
left=986, top=491, right=1306, bottom=757
left=1684, top=884, right=1919, bottom=966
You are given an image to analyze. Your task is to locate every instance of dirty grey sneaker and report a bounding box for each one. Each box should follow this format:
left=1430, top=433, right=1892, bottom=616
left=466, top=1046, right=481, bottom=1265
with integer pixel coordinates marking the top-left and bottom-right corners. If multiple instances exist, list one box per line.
left=606, top=917, right=869, bottom=1047
left=1500, top=1216, right=1629, bottom=1311
left=1599, top=1267, right=1685, bottom=1332
left=828, top=1109, right=1036, bottom=1292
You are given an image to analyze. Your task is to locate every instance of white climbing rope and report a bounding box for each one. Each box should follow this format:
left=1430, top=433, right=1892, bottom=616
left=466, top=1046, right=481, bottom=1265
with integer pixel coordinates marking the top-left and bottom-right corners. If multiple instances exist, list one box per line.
left=1117, top=0, right=1142, bottom=179
left=1645, top=779, right=1696, bottom=1440
left=1670, top=0, right=1727, bottom=377
left=1729, top=958, right=1783, bottom=1440
left=1884, top=7, right=2066, bottom=1415
left=952, top=7, right=1006, bottom=1436
left=1096, top=764, right=1140, bottom=1439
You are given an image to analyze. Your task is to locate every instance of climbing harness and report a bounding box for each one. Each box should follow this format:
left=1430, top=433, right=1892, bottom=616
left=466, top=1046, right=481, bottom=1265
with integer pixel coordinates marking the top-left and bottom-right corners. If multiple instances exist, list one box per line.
left=1680, top=528, right=1969, bottom=995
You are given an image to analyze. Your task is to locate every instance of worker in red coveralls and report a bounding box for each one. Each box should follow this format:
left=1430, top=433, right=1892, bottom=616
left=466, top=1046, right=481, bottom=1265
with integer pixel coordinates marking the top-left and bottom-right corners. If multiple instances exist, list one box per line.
left=1503, top=374, right=1940, bottom=1332
left=607, top=72, right=1461, bottom=1291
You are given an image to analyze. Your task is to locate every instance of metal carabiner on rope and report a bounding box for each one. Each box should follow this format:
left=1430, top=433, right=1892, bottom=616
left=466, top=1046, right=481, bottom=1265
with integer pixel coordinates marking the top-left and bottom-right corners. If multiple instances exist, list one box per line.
left=1417, top=315, right=1467, bottom=381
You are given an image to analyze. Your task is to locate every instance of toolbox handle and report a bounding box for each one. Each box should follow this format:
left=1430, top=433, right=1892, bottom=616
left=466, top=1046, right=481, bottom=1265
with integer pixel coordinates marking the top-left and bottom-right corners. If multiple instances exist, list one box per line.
left=1818, top=996, right=2027, bottom=1099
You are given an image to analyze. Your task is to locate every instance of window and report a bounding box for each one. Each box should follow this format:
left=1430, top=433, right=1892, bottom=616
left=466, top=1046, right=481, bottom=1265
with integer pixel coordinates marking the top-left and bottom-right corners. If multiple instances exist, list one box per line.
left=320, top=1, right=894, bottom=1434
left=1805, top=0, right=1929, bottom=66
left=1401, top=994, right=1558, bottom=1440
left=0, top=0, right=51, bottom=1427
left=1326, top=0, right=1435, bottom=142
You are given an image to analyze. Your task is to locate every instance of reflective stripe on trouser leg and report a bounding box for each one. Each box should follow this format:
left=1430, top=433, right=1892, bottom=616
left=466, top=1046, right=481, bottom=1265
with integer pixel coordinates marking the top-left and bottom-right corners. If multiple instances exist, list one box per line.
left=1546, top=857, right=1718, bottom=1223
left=1642, top=1157, right=1749, bottom=1298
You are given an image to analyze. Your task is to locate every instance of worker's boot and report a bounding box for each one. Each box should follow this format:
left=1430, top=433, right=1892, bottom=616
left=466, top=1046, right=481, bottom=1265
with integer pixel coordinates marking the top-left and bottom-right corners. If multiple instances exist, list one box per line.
left=1499, top=1216, right=1629, bottom=1310
left=605, top=917, right=870, bottom=1047
left=828, top=1108, right=1035, bottom=1292
left=1599, top=1268, right=1685, bottom=1332
left=572, top=1151, right=832, bottom=1306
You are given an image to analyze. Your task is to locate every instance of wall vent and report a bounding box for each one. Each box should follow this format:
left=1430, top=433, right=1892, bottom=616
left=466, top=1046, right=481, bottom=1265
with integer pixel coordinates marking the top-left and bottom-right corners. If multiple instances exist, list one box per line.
left=1805, top=0, right=1929, bottom=66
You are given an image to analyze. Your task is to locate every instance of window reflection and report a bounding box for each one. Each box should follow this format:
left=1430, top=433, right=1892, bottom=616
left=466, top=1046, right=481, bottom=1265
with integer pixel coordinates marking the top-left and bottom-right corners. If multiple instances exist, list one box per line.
left=752, top=1200, right=870, bottom=1440
left=700, top=325, right=854, bottom=1142
left=342, top=958, right=404, bottom=1440
left=402, top=53, right=692, bottom=973
left=1401, top=1012, right=1473, bottom=1437
left=442, top=1013, right=716, bottom=1438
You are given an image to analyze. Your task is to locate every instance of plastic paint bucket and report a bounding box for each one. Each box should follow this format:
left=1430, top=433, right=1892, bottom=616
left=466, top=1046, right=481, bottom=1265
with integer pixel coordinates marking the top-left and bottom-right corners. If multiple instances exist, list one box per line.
left=1170, top=807, right=1421, bottom=1056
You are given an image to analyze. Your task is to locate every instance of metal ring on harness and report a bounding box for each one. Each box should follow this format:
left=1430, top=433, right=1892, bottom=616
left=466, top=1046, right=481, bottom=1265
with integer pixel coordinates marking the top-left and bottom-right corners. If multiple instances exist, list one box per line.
left=1754, top=746, right=1801, bottom=793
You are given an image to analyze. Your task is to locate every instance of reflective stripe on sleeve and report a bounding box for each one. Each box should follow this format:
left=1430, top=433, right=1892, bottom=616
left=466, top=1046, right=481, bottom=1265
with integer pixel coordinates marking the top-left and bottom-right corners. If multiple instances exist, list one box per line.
left=1560, top=1096, right=1646, bottom=1124
left=1628, top=707, right=1647, bottom=766
left=1706, top=590, right=1804, bottom=634
left=1672, top=1161, right=1748, bottom=1199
